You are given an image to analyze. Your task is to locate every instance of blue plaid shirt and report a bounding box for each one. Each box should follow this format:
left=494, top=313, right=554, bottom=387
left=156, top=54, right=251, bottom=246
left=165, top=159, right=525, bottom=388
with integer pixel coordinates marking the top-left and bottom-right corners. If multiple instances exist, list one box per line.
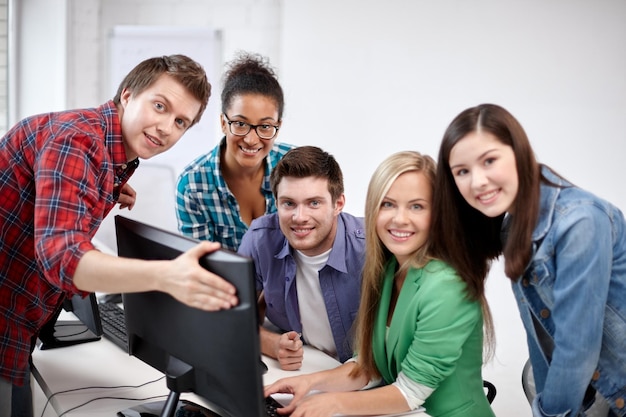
left=175, top=138, right=295, bottom=251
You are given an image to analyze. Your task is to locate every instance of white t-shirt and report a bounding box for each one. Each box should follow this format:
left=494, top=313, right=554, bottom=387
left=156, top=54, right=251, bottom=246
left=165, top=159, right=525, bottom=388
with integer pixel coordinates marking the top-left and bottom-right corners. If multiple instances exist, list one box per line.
left=294, top=248, right=337, bottom=359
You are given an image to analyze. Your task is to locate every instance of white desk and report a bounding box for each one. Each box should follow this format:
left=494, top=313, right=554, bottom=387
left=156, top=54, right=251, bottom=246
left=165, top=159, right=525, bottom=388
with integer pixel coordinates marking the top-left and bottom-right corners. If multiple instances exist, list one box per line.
left=31, top=317, right=428, bottom=417
left=32, top=335, right=174, bottom=416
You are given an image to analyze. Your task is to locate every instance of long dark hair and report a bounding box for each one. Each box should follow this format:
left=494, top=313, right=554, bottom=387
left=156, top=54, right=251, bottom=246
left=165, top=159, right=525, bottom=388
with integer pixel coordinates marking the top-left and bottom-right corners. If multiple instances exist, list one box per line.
left=431, top=103, right=541, bottom=281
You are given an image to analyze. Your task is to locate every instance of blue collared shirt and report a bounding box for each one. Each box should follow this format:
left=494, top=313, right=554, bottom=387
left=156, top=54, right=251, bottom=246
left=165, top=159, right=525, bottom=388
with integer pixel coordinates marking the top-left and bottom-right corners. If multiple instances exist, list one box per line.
left=238, top=212, right=365, bottom=363
left=511, top=167, right=626, bottom=417
left=175, top=137, right=295, bottom=251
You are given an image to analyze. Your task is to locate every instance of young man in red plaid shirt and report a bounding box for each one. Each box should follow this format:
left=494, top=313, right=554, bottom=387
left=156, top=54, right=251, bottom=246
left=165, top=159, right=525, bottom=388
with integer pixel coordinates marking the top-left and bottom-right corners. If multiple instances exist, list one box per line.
left=0, top=55, right=239, bottom=416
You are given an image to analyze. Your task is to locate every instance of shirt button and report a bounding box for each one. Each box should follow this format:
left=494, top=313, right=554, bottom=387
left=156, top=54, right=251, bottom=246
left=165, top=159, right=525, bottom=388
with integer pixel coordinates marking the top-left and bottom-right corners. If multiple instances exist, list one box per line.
left=592, top=370, right=600, bottom=381
left=616, top=397, right=624, bottom=409
left=540, top=309, right=550, bottom=319
left=121, top=164, right=127, bottom=170
left=522, top=279, right=529, bottom=287
left=114, top=182, right=120, bottom=188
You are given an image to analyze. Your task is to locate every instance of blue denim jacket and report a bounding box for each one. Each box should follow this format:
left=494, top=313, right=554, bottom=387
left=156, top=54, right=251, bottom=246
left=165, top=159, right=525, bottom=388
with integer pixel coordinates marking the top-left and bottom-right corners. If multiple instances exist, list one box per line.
left=238, top=212, right=365, bottom=362
left=511, top=167, right=626, bottom=417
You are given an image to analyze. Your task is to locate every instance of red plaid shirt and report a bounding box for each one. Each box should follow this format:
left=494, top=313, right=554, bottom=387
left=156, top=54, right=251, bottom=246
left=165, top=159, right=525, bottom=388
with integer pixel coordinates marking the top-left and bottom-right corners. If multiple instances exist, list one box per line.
left=0, top=101, right=137, bottom=385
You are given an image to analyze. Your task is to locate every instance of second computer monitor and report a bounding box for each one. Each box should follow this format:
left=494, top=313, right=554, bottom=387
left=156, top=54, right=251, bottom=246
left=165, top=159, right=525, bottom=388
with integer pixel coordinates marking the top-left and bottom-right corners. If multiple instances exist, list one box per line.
left=115, top=215, right=266, bottom=417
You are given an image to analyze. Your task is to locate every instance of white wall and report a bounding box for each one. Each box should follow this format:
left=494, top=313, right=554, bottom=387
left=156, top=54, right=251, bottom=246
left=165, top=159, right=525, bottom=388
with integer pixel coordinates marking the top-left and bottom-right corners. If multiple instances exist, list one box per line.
left=15, top=0, right=67, bottom=119
left=279, top=0, right=626, bottom=216
left=17, top=1, right=626, bottom=416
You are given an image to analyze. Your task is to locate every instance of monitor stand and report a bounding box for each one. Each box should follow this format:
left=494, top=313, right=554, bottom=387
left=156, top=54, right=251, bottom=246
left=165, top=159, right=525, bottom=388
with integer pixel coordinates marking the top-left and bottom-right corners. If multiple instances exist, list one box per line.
left=161, top=390, right=182, bottom=417
left=116, top=397, right=220, bottom=417
left=126, top=355, right=226, bottom=417
left=117, top=362, right=221, bottom=417
left=38, top=305, right=100, bottom=350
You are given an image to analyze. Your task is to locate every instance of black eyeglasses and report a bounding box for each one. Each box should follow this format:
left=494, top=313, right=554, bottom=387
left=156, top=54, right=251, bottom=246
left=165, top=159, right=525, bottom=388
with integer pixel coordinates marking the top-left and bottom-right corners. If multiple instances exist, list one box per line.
left=223, top=114, right=280, bottom=140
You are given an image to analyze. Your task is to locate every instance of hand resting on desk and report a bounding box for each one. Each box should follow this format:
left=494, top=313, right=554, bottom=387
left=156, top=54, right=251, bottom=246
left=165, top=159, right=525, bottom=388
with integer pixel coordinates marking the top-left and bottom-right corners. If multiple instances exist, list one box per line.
left=260, top=326, right=304, bottom=371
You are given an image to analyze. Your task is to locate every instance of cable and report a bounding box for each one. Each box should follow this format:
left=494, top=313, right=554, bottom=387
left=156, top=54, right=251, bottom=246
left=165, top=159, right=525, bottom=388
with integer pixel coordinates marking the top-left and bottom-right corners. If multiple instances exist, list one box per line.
left=58, top=394, right=168, bottom=417
left=39, top=375, right=165, bottom=417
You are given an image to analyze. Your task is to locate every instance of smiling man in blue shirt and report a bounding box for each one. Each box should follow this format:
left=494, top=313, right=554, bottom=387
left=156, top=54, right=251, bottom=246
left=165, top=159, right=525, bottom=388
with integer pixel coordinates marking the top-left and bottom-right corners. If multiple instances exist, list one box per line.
left=238, top=146, right=365, bottom=371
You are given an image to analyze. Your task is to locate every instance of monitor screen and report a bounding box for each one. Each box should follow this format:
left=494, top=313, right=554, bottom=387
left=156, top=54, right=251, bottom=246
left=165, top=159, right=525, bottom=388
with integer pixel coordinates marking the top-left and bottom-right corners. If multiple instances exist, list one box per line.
left=115, top=215, right=267, bottom=417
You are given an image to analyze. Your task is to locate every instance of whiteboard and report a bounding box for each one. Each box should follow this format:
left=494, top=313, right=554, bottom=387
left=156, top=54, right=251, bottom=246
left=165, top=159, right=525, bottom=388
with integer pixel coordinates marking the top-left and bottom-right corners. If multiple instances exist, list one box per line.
left=97, top=26, right=223, bottom=250
left=108, top=25, right=223, bottom=176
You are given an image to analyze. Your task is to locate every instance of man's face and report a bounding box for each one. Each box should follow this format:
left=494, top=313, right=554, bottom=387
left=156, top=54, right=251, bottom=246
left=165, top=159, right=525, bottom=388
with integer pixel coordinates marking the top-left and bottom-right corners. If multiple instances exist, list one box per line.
left=275, top=176, right=344, bottom=257
left=119, top=74, right=201, bottom=162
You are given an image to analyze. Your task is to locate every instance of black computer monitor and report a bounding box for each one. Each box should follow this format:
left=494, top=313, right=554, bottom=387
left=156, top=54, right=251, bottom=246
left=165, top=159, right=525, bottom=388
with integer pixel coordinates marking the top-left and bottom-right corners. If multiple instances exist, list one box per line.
left=115, top=215, right=267, bottom=417
left=38, top=293, right=103, bottom=350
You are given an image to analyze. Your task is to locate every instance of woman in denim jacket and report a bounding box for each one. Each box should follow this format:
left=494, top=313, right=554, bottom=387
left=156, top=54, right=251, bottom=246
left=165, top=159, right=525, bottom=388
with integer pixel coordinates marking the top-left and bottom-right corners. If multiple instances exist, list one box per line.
left=430, top=103, right=626, bottom=417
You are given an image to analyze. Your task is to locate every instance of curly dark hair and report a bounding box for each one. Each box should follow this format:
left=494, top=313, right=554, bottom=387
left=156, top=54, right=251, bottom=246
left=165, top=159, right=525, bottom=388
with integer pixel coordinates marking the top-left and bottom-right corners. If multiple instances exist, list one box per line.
left=220, top=51, right=284, bottom=119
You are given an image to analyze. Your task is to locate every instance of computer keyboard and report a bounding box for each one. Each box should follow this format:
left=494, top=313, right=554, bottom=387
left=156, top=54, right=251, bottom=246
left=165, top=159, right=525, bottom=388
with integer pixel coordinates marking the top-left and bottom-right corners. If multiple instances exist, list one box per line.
left=98, top=302, right=128, bottom=351
left=117, top=398, right=288, bottom=417
left=265, top=396, right=289, bottom=417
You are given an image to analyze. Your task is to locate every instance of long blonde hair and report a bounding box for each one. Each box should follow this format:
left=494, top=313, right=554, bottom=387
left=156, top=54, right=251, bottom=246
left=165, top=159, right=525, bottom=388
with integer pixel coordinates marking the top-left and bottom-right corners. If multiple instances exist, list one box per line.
left=351, top=151, right=436, bottom=379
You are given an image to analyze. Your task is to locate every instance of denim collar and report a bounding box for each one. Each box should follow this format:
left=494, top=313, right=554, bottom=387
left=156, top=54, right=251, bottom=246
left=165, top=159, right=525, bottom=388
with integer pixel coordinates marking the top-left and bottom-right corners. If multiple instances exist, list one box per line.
left=532, top=166, right=570, bottom=242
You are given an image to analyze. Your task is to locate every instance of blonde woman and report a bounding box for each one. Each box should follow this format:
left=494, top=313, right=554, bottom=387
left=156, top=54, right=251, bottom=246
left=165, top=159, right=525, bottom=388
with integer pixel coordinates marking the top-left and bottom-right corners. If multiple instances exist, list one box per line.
left=264, top=151, right=494, bottom=417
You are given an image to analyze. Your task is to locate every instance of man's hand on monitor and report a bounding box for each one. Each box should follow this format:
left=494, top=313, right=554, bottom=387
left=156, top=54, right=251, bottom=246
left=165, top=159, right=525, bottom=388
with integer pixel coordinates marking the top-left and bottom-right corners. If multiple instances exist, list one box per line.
left=276, top=331, right=304, bottom=371
left=165, top=241, right=238, bottom=311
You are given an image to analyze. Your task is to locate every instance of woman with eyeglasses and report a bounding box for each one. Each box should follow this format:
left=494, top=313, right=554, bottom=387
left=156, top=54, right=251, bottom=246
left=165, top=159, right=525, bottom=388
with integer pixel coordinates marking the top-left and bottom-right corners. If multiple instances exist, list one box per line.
left=176, top=51, right=295, bottom=251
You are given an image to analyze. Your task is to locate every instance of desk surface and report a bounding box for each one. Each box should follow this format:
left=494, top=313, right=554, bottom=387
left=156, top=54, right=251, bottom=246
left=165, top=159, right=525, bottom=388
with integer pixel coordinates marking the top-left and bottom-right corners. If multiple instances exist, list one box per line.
left=32, top=315, right=428, bottom=417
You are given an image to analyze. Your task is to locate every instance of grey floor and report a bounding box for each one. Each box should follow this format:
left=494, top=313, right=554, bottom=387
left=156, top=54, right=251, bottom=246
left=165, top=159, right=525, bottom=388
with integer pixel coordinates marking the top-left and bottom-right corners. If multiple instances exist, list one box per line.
left=32, top=378, right=51, bottom=417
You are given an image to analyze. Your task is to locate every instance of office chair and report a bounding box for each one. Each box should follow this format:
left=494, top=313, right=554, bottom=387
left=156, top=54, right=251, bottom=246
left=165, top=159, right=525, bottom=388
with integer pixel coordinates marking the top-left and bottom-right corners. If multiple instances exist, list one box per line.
left=521, top=359, right=611, bottom=416
left=521, top=358, right=535, bottom=403
left=483, top=380, right=497, bottom=404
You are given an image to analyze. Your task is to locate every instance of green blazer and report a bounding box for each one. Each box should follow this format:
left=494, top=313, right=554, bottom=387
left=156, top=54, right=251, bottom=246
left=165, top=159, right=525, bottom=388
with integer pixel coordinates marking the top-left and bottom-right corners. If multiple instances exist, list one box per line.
left=372, top=259, right=495, bottom=417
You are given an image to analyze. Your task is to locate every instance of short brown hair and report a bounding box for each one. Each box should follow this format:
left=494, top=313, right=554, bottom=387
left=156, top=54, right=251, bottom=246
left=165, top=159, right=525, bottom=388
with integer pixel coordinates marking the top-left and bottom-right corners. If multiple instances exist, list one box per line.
left=270, top=146, right=343, bottom=202
left=113, top=54, right=211, bottom=127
